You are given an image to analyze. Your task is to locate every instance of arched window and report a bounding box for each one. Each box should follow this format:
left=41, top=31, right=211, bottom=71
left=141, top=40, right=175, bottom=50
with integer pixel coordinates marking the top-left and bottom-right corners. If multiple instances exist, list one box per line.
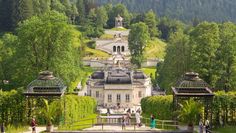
left=113, top=46, right=116, bottom=52
left=121, top=46, right=125, bottom=52
left=117, top=46, right=120, bottom=53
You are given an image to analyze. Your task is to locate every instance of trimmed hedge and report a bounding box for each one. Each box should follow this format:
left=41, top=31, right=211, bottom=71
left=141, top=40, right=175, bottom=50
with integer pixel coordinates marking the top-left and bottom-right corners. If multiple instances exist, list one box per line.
left=141, top=92, right=236, bottom=126
left=212, top=91, right=236, bottom=126
left=59, top=95, right=97, bottom=124
left=0, top=88, right=27, bottom=125
left=141, top=95, right=173, bottom=120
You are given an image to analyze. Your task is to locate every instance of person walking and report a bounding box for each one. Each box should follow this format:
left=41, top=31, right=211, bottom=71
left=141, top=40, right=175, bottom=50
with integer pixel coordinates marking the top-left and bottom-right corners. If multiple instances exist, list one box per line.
left=1, top=123, right=5, bottom=133
left=31, top=118, right=37, bottom=133
left=199, top=119, right=203, bottom=133
left=205, top=119, right=210, bottom=133
left=150, top=114, right=156, bottom=129
left=135, top=109, right=141, bottom=127
left=122, top=115, right=127, bottom=130
left=126, top=109, right=131, bottom=125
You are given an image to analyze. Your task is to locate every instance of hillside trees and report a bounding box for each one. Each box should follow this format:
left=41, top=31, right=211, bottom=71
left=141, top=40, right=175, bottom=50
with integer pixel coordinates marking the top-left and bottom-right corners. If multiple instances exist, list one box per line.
left=0, top=34, right=17, bottom=89
left=215, top=22, right=236, bottom=91
left=97, top=0, right=236, bottom=23
left=12, top=11, right=83, bottom=88
left=128, top=22, right=150, bottom=68
left=0, top=0, right=34, bottom=31
left=144, top=10, right=159, bottom=38
left=107, top=3, right=131, bottom=28
left=190, top=22, right=220, bottom=86
left=158, top=30, right=190, bottom=91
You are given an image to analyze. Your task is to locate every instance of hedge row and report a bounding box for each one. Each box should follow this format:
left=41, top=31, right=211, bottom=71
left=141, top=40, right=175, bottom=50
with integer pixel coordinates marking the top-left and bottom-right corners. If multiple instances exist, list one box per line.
left=141, top=92, right=236, bottom=126
left=60, top=95, right=97, bottom=124
left=212, top=91, right=236, bottom=126
left=141, top=95, right=173, bottom=120
left=0, top=88, right=27, bottom=125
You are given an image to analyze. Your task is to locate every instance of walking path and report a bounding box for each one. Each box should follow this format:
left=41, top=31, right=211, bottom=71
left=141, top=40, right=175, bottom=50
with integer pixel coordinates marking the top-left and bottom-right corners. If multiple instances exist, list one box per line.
left=23, top=126, right=45, bottom=133
left=83, top=125, right=162, bottom=131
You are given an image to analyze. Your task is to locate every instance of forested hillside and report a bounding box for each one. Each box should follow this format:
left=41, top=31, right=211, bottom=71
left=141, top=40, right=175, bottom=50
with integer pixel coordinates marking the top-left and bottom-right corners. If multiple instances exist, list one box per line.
left=97, top=0, right=236, bottom=22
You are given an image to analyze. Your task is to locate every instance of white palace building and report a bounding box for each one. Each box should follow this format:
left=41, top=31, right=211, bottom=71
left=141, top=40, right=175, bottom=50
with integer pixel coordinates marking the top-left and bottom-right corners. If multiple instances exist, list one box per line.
left=87, top=67, right=152, bottom=108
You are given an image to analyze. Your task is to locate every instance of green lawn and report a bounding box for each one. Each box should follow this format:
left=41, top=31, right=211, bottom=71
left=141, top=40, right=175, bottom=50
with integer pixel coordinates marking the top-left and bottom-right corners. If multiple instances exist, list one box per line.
left=213, top=126, right=236, bottom=133
left=111, top=27, right=128, bottom=31
left=84, top=47, right=110, bottom=59
left=100, top=34, right=114, bottom=39
left=5, top=125, right=29, bottom=133
left=139, top=67, right=156, bottom=77
left=145, top=38, right=166, bottom=59
left=59, top=114, right=97, bottom=131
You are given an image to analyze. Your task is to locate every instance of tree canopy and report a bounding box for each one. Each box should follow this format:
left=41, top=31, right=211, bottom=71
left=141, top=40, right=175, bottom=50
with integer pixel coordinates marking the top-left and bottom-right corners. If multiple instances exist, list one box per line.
left=128, top=22, right=150, bottom=68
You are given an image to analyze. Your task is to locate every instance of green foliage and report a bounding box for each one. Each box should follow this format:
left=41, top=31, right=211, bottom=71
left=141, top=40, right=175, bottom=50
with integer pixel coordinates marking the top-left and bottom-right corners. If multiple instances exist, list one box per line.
left=84, top=46, right=110, bottom=59
left=144, top=38, right=166, bottom=59
left=177, top=99, right=203, bottom=125
left=111, top=27, right=127, bottom=31
left=213, top=126, right=236, bottom=133
left=190, top=22, right=220, bottom=86
left=128, top=22, right=150, bottom=68
left=39, top=99, right=61, bottom=125
left=107, top=3, right=131, bottom=28
left=141, top=95, right=173, bottom=120
left=97, top=0, right=236, bottom=23
left=0, top=33, right=17, bottom=89
left=0, top=88, right=27, bottom=125
left=13, top=11, right=83, bottom=87
left=158, top=30, right=190, bottom=92
left=158, top=17, right=185, bottom=40
left=144, top=10, right=159, bottom=38
left=59, top=114, right=97, bottom=130
left=0, top=0, right=34, bottom=31
left=59, top=95, right=97, bottom=126
left=212, top=91, right=236, bottom=126
left=215, top=22, right=236, bottom=91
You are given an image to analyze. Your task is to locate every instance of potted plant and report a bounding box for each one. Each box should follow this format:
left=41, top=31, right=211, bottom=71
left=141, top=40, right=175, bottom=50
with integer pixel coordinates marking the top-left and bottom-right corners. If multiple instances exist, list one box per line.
left=40, top=99, right=59, bottom=132
left=177, top=99, right=203, bottom=132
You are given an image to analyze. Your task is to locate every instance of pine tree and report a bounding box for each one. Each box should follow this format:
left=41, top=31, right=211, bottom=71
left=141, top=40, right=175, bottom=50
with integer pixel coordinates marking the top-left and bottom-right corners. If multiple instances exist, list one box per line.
left=144, top=10, right=159, bottom=38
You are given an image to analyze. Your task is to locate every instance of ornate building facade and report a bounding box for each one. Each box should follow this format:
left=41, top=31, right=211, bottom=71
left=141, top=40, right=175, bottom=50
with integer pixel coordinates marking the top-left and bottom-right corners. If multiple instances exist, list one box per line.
left=87, top=67, right=152, bottom=108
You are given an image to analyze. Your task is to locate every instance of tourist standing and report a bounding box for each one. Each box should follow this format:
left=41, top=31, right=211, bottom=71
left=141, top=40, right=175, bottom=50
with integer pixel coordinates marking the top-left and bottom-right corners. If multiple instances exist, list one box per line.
left=31, top=118, right=37, bottom=133
left=1, top=123, right=5, bottom=133
left=150, top=114, right=156, bottom=129
left=205, top=119, right=210, bottom=133
left=126, top=109, right=131, bottom=125
left=199, top=119, right=203, bottom=133
left=135, top=109, right=141, bottom=127
left=122, top=115, right=126, bottom=130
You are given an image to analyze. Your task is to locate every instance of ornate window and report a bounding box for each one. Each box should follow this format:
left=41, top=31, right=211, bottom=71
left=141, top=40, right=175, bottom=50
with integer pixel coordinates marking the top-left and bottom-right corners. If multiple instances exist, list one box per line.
left=125, top=94, right=130, bottom=102
left=138, top=91, right=142, bottom=98
left=108, top=94, right=112, bottom=102
left=96, top=91, right=99, bottom=98
left=117, top=94, right=121, bottom=102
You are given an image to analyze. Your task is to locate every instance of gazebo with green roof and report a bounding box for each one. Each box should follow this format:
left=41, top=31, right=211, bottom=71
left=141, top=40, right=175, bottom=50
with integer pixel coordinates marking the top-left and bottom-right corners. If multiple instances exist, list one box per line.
left=172, top=72, right=214, bottom=123
left=24, top=71, right=67, bottom=97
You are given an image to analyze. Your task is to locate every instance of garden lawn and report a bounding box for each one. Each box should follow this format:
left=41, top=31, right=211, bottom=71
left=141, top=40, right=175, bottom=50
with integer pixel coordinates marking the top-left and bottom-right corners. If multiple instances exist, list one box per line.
left=139, top=67, right=156, bottom=77
left=213, top=126, right=236, bottom=133
left=145, top=38, right=166, bottom=59
left=84, top=47, right=110, bottom=59
left=100, top=34, right=114, bottom=39
left=111, top=27, right=127, bottom=31
left=59, top=114, right=97, bottom=131
left=5, top=125, right=28, bottom=133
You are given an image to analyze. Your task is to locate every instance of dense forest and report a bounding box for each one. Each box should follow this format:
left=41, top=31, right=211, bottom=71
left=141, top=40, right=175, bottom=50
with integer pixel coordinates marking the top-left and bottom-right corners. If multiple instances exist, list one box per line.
left=97, top=0, right=236, bottom=23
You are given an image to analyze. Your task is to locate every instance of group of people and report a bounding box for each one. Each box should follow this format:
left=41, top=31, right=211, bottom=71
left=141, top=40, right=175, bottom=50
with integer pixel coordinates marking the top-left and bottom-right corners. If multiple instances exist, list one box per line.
left=121, top=108, right=157, bottom=130
left=122, top=108, right=132, bottom=130
left=199, top=119, right=210, bottom=133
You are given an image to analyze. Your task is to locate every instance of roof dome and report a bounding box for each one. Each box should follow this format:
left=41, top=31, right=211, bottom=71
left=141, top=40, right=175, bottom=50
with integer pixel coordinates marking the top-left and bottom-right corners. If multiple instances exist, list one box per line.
left=26, top=71, right=66, bottom=95
left=176, top=72, right=208, bottom=88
